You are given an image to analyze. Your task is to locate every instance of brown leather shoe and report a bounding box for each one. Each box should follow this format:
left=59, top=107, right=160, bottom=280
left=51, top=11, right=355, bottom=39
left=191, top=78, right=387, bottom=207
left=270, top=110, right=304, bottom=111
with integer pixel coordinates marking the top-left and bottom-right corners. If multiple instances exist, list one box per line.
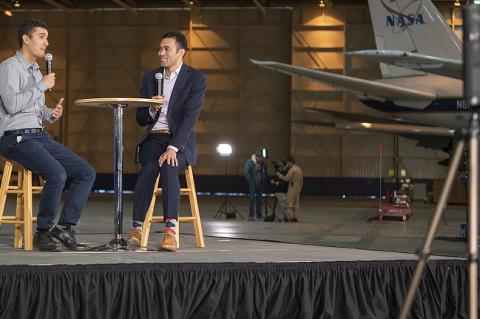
left=159, top=233, right=177, bottom=252
left=127, top=227, right=142, bottom=250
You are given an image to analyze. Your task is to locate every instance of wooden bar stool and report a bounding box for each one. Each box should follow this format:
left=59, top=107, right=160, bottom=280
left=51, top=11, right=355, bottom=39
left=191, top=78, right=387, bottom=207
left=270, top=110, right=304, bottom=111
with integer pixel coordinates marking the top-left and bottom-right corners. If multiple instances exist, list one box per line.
left=0, top=158, right=43, bottom=250
left=141, top=165, right=204, bottom=249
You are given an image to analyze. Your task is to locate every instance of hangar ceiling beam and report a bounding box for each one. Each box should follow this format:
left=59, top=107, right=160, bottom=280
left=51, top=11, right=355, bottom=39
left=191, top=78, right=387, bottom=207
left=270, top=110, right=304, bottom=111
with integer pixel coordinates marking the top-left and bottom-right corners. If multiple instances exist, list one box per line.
left=43, top=0, right=70, bottom=10
left=112, top=0, right=137, bottom=14
left=252, top=0, right=266, bottom=15
left=0, top=0, right=14, bottom=9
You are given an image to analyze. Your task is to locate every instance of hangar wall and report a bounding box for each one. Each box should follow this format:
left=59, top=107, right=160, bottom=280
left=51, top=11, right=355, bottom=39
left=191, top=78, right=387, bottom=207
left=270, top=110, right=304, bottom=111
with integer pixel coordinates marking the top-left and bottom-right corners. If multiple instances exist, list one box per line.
left=0, top=8, right=291, bottom=176
left=0, top=5, right=461, bottom=179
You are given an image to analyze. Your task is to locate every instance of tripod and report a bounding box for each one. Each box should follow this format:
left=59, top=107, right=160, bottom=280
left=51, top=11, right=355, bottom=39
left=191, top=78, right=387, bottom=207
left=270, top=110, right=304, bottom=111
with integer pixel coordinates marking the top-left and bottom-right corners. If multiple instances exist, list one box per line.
left=399, top=114, right=478, bottom=319
left=214, top=159, right=244, bottom=219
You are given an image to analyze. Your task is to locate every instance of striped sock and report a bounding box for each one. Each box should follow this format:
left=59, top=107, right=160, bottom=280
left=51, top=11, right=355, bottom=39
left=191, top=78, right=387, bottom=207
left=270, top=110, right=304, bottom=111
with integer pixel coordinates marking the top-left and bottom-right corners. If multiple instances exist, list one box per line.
left=133, top=220, right=143, bottom=229
left=164, top=218, right=177, bottom=235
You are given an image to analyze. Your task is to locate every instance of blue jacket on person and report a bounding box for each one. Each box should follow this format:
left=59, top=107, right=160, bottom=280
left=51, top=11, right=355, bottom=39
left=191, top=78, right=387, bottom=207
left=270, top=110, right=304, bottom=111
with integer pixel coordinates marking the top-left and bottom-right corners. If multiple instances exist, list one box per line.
left=135, top=63, right=206, bottom=165
left=243, top=155, right=266, bottom=186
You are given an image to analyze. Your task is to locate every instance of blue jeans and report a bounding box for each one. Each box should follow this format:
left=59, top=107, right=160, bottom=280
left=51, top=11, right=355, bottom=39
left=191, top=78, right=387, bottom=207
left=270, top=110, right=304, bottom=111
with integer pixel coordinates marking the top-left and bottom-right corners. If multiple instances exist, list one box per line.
left=0, top=132, right=96, bottom=229
left=248, top=182, right=263, bottom=219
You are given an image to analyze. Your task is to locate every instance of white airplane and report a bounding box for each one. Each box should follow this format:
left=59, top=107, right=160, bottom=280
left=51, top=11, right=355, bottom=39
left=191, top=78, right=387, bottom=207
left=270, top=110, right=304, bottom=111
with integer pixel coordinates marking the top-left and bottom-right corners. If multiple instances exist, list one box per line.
left=251, top=0, right=469, bottom=150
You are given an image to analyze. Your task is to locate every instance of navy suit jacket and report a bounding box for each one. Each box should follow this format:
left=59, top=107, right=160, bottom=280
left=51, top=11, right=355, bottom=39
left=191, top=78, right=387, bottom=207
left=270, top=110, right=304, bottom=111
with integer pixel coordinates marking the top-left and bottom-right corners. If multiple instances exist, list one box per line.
left=135, top=64, right=206, bottom=165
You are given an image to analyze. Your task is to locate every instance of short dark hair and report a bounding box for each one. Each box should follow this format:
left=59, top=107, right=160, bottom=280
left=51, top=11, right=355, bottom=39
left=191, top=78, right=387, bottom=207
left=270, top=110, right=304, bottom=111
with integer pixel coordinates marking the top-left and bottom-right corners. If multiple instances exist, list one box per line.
left=162, top=31, right=187, bottom=52
left=286, top=157, right=296, bottom=164
left=17, top=20, right=48, bottom=48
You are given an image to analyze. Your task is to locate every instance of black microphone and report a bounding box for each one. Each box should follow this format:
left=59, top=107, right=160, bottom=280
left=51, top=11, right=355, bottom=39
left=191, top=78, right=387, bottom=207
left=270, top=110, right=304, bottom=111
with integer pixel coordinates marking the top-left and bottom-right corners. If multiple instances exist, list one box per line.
left=45, top=53, right=53, bottom=91
left=155, top=72, right=163, bottom=96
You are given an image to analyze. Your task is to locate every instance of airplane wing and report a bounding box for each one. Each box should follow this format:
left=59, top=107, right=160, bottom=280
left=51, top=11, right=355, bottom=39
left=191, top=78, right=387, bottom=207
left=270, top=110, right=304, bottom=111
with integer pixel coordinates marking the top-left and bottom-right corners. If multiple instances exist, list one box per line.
left=250, top=59, right=436, bottom=109
left=296, top=113, right=453, bottom=164
left=333, top=121, right=453, bottom=136
left=298, top=108, right=454, bottom=137
left=347, top=50, right=462, bottom=80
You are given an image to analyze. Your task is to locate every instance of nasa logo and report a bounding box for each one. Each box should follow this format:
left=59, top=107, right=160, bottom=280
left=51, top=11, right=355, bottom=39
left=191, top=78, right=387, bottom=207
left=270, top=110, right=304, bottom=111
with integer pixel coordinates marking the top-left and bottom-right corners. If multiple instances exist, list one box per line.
left=381, top=0, right=425, bottom=29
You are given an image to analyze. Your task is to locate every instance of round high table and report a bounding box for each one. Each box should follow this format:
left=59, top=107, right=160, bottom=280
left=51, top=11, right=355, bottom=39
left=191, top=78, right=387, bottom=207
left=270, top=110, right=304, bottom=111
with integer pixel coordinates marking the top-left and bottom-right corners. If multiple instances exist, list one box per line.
left=75, top=98, right=162, bottom=250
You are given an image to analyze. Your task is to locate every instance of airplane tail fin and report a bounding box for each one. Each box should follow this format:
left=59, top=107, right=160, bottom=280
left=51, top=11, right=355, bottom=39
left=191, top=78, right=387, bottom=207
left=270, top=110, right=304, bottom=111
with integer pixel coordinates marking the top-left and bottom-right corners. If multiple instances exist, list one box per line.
left=367, top=0, right=462, bottom=78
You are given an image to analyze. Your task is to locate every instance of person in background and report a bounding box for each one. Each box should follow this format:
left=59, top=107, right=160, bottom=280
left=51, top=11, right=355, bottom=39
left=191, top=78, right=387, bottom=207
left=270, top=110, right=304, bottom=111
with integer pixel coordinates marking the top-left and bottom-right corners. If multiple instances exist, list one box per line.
left=276, top=157, right=303, bottom=222
left=243, top=151, right=266, bottom=221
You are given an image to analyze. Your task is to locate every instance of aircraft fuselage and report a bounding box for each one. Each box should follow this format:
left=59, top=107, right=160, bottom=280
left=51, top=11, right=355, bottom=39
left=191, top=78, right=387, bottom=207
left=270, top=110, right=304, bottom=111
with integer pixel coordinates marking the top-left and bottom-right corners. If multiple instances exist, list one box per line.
left=358, top=73, right=469, bottom=129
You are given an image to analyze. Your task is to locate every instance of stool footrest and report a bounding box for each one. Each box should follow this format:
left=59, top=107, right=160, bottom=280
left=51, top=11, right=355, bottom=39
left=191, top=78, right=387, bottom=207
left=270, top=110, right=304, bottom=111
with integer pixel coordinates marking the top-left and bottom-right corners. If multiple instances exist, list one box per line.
left=0, top=220, right=25, bottom=224
left=0, top=216, right=37, bottom=222
left=5, top=189, right=22, bottom=194
left=149, top=216, right=195, bottom=223
left=6, top=188, right=42, bottom=193
left=154, top=188, right=192, bottom=196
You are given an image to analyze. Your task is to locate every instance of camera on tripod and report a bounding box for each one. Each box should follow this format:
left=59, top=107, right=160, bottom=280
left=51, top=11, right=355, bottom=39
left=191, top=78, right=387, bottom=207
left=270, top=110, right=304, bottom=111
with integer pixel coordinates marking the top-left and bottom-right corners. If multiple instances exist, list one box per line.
left=269, top=159, right=289, bottom=192
left=271, top=159, right=287, bottom=172
left=271, top=161, right=282, bottom=173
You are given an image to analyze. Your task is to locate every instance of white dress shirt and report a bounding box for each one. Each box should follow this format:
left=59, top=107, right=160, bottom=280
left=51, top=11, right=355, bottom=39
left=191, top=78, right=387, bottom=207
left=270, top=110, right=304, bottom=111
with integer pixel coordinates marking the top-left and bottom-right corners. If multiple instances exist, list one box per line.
left=150, top=63, right=182, bottom=152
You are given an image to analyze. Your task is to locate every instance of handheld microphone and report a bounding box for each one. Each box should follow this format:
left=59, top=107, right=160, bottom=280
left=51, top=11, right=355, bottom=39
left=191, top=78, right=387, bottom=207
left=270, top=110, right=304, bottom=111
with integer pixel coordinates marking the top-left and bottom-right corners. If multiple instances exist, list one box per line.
left=45, top=53, right=53, bottom=74
left=45, top=53, right=53, bottom=91
left=155, top=72, right=163, bottom=96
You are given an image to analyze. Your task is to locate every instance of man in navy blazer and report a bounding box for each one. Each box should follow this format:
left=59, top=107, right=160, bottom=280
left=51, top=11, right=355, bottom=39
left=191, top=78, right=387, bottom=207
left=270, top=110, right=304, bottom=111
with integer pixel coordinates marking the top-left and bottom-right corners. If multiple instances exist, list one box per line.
left=128, top=31, right=206, bottom=252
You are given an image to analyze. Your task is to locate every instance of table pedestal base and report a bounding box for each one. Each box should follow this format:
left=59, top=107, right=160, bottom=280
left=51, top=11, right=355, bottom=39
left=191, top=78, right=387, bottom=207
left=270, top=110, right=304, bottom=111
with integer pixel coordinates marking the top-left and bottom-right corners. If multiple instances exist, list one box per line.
left=90, top=237, right=128, bottom=251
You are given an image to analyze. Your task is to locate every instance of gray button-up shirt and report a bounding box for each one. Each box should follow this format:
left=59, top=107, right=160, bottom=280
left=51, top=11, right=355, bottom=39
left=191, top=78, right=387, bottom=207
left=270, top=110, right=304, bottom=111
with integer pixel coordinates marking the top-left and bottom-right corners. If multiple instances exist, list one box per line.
left=0, top=51, right=55, bottom=137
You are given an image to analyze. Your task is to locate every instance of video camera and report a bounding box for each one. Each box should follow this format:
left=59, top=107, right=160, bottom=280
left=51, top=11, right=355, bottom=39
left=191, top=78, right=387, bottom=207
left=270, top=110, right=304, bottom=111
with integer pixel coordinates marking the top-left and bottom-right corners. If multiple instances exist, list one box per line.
left=269, top=159, right=289, bottom=193
left=271, top=159, right=288, bottom=173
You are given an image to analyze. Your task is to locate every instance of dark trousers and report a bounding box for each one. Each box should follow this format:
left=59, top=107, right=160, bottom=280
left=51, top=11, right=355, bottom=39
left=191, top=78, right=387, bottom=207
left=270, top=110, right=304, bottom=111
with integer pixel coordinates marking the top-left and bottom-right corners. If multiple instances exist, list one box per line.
left=0, top=132, right=96, bottom=230
left=132, top=134, right=187, bottom=223
left=248, top=182, right=263, bottom=219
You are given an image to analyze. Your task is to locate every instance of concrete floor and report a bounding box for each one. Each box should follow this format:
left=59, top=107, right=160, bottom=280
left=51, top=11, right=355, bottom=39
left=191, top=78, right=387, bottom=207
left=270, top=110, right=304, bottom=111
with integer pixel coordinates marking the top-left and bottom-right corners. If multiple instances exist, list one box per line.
left=202, top=196, right=468, bottom=258
left=0, top=194, right=467, bottom=264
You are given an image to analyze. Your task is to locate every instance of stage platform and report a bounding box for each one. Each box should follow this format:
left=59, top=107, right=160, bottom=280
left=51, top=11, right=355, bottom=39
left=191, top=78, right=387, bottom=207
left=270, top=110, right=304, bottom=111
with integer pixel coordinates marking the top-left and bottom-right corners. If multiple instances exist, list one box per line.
left=0, top=195, right=472, bottom=318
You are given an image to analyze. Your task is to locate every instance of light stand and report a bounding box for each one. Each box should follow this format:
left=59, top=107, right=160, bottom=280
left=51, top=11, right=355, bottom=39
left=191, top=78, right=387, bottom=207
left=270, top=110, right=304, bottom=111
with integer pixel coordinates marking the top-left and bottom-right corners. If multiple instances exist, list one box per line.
left=259, top=148, right=272, bottom=220
left=214, top=144, right=244, bottom=219
left=398, top=130, right=472, bottom=319
left=399, top=5, right=479, bottom=318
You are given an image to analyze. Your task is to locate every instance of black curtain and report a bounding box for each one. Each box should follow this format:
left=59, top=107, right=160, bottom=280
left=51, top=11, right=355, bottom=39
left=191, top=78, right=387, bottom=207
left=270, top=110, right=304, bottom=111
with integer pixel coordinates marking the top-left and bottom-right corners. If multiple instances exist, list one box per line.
left=0, top=260, right=472, bottom=319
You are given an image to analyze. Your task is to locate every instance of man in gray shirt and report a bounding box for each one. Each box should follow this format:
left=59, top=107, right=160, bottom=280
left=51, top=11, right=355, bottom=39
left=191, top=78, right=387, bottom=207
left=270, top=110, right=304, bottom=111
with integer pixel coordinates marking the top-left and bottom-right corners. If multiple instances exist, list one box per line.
left=0, top=20, right=96, bottom=251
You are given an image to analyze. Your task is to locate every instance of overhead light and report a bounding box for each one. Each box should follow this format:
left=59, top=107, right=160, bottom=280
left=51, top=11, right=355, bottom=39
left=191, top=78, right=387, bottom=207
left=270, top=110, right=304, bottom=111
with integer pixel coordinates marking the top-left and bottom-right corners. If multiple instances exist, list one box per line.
left=319, top=0, right=326, bottom=8
left=3, top=9, right=12, bottom=17
left=13, top=1, right=21, bottom=8
left=474, top=0, right=480, bottom=4
left=454, top=0, right=461, bottom=7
